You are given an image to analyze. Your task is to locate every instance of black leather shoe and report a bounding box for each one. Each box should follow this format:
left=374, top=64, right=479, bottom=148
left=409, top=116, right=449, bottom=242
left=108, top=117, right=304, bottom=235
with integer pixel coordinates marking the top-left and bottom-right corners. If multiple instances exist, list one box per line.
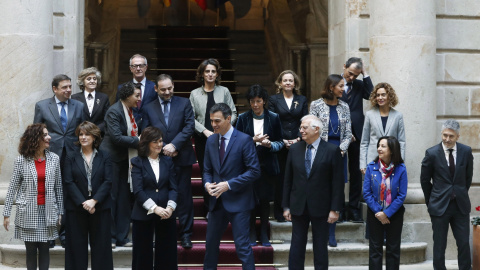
left=181, top=237, right=193, bottom=249
left=60, top=239, right=66, bottom=248
left=49, top=240, right=55, bottom=249
left=350, top=210, right=364, bottom=223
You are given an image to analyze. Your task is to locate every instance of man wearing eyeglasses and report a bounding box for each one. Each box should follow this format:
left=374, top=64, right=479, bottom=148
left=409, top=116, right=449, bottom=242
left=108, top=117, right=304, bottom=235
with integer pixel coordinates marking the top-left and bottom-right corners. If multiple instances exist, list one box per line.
left=117, top=54, right=158, bottom=125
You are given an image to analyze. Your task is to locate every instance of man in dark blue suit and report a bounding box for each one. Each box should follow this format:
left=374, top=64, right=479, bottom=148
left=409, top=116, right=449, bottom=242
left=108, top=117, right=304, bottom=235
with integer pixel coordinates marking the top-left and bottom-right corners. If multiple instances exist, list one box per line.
left=203, top=103, right=261, bottom=270
left=141, top=74, right=196, bottom=248
left=421, top=119, right=474, bottom=270
left=117, top=54, right=157, bottom=124
left=340, top=57, right=373, bottom=222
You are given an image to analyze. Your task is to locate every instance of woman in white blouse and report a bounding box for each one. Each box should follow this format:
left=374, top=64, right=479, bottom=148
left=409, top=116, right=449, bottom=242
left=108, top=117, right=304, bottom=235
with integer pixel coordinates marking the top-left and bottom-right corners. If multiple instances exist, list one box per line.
left=130, top=127, right=178, bottom=270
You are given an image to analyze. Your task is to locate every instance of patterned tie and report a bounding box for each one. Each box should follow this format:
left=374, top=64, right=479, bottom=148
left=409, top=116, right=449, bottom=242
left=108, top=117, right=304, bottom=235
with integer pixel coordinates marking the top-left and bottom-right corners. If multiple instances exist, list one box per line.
left=163, top=100, right=169, bottom=126
left=135, top=82, right=142, bottom=109
left=346, top=83, right=353, bottom=100
left=60, top=102, right=67, bottom=132
left=305, top=144, right=313, bottom=177
left=219, top=136, right=226, bottom=165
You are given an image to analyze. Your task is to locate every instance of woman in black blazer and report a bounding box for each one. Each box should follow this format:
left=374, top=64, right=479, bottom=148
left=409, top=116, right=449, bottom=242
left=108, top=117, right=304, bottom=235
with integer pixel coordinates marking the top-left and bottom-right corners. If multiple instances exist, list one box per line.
left=236, top=84, right=284, bottom=246
left=63, top=121, right=113, bottom=270
left=100, top=82, right=141, bottom=247
left=130, top=126, right=178, bottom=270
left=268, top=70, right=308, bottom=221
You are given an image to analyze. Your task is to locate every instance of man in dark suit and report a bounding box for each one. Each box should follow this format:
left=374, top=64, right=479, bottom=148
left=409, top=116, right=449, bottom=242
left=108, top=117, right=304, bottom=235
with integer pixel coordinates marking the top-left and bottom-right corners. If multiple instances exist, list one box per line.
left=203, top=103, right=261, bottom=270
left=421, top=119, right=473, bottom=270
left=117, top=54, right=157, bottom=124
left=71, top=67, right=110, bottom=135
left=33, top=74, right=86, bottom=247
left=283, top=115, right=344, bottom=270
left=340, top=57, right=373, bottom=222
left=141, top=74, right=196, bottom=248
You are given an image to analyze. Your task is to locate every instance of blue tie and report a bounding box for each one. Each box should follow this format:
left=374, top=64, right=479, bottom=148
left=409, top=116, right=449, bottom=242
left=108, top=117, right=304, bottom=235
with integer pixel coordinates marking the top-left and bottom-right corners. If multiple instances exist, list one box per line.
left=163, top=101, right=169, bottom=126
left=60, top=102, right=67, bottom=132
left=305, top=144, right=312, bottom=177
left=219, top=136, right=226, bottom=165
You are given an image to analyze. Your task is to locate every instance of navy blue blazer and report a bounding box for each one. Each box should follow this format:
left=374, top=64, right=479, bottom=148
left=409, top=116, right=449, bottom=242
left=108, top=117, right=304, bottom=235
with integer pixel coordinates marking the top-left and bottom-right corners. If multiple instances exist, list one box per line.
left=117, top=79, right=157, bottom=124
left=235, top=110, right=284, bottom=175
left=203, top=128, right=261, bottom=213
left=420, top=142, right=473, bottom=216
left=71, top=91, right=110, bottom=135
left=63, top=150, right=112, bottom=211
left=100, top=100, right=139, bottom=163
left=141, top=96, right=196, bottom=167
left=130, top=156, right=178, bottom=221
left=339, top=77, right=373, bottom=139
left=268, top=93, right=308, bottom=140
left=34, top=97, right=85, bottom=158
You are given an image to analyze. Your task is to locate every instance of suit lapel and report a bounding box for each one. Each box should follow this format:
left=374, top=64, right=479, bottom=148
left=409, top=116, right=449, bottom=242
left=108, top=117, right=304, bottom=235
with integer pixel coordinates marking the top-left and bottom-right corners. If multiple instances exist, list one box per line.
left=66, top=101, right=76, bottom=130
left=263, top=111, right=271, bottom=134
left=152, top=99, right=167, bottom=127
left=143, top=157, right=158, bottom=186
left=48, top=98, right=64, bottom=132
left=277, top=95, right=290, bottom=113
left=74, top=152, right=88, bottom=180
left=309, top=140, right=326, bottom=178
left=90, top=94, right=101, bottom=117
left=436, top=144, right=452, bottom=180
left=91, top=151, right=101, bottom=179
left=27, top=159, right=38, bottom=190
left=291, top=95, right=300, bottom=112
left=166, top=96, right=177, bottom=128
left=373, top=109, right=385, bottom=136
left=384, top=109, right=396, bottom=135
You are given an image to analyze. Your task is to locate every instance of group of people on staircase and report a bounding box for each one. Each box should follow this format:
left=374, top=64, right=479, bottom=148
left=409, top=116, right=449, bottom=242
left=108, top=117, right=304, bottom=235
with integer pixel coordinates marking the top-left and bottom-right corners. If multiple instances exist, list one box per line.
left=2, top=54, right=474, bottom=270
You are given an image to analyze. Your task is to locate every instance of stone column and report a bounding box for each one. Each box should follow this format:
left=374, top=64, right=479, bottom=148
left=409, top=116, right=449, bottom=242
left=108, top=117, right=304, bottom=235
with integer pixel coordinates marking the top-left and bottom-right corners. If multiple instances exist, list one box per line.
left=369, top=0, right=436, bottom=203
left=0, top=1, right=54, bottom=199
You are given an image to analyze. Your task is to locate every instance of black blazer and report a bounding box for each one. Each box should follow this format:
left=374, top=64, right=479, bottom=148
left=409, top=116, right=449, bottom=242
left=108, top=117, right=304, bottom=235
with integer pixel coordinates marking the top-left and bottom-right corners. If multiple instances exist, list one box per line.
left=283, top=140, right=344, bottom=217
left=339, top=77, right=373, bottom=139
left=235, top=110, right=283, bottom=175
left=100, top=100, right=139, bottom=163
left=141, top=96, right=196, bottom=167
left=130, top=156, right=178, bottom=221
left=71, top=91, right=110, bottom=135
left=420, top=142, right=473, bottom=216
left=268, top=93, right=308, bottom=140
left=117, top=79, right=157, bottom=124
left=63, top=150, right=112, bottom=211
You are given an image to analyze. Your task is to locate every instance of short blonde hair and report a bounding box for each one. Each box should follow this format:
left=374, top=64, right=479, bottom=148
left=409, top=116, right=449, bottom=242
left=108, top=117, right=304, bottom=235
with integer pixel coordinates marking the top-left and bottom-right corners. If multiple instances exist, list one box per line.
left=275, top=70, right=302, bottom=95
left=77, top=67, right=102, bottom=91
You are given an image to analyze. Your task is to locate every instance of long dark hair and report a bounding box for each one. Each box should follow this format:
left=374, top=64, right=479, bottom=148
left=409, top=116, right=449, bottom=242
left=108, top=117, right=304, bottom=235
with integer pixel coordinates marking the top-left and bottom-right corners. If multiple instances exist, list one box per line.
left=137, top=127, right=163, bottom=158
left=373, top=136, right=404, bottom=166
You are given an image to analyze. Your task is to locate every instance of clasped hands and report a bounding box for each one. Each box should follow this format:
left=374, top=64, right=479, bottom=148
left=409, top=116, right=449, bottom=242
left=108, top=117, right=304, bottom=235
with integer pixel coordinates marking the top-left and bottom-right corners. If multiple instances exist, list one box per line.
left=163, top=143, right=178, bottom=157
left=253, top=133, right=271, bottom=148
left=205, top=182, right=229, bottom=198
left=82, top=199, right=97, bottom=214
left=282, top=210, right=339, bottom=224
left=154, top=206, right=173, bottom=220
left=375, top=211, right=390, bottom=224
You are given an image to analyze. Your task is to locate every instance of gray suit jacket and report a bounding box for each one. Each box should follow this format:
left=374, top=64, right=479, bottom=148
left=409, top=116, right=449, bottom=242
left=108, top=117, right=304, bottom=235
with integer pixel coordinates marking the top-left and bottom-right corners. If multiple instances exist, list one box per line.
left=420, top=142, right=473, bottom=216
left=359, top=108, right=406, bottom=169
left=3, top=150, right=63, bottom=228
left=33, top=97, right=85, bottom=158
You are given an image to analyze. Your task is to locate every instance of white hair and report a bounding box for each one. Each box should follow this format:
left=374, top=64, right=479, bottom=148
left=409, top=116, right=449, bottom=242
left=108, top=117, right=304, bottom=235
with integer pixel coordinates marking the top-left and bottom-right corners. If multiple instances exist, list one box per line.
left=301, top=115, right=323, bottom=130
left=442, top=119, right=460, bottom=134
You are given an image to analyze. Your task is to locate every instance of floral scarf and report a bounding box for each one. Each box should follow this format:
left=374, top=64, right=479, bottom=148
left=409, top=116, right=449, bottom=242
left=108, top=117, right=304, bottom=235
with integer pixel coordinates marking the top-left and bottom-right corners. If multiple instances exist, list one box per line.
left=379, top=160, right=394, bottom=209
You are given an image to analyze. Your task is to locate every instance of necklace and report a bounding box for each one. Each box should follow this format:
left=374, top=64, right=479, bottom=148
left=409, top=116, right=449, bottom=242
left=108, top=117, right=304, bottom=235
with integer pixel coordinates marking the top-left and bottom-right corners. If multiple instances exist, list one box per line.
left=329, top=117, right=340, bottom=135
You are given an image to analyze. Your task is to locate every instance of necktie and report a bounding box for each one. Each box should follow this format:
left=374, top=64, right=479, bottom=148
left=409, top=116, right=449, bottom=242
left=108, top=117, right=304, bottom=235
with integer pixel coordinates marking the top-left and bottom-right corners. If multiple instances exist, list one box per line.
left=305, top=144, right=312, bottom=177
left=448, top=149, right=455, bottom=177
left=135, top=82, right=142, bottom=109
left=346, top=83, right=353, bottom=100
left=219, top=136, right=226, bottom=165
left=60, top=102, right=67, bottom=132
left=163, top=101, right=169, bottom=126
left=87, top=93, right=93, bottom=100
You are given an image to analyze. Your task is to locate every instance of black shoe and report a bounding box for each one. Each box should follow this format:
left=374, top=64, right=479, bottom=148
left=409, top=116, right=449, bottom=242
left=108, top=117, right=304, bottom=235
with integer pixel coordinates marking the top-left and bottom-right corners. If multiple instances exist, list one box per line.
left=276, top=216, right=286, bottom=222
left=48, top=240, right=55, bottom=249
left=181, top=236, right=193, bottom=249
left=328, top=236, right=337, bottom=247
left=336, top=211, right=345, bottom=223
left=350, top=210, right=364, bottom=223
left=60, top=239, right=66, bottom=248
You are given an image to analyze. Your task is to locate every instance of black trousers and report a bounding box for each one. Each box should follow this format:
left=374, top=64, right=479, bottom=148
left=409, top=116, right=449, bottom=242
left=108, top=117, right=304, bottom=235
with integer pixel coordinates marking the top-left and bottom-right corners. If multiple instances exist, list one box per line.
left=110, top=160, right=133, bottom=245
left=289, top=207, right=329, bottom=270
left=65, top=209, right=113, bottom=270
left=274, top=148, right=288, bottom=219
left=194, top=133, right=210, bottom=211
left=175, top=164, right=194, bottom=239
left=430, top=200, right=471, bottom=270
left=347, top=139, right=362, bottom=210
left=25, top=241, right=49, bottom=270
left=132, top=217, right=177, bottom=270
left=367, top=206, right=405, bottom=270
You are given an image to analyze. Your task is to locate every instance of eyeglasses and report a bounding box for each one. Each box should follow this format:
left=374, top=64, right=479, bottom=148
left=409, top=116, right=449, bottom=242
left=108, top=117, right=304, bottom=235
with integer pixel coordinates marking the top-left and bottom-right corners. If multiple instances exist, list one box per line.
left=130, top=64, right=147, bottom=69
left=299, top=126, right=310, bottom=131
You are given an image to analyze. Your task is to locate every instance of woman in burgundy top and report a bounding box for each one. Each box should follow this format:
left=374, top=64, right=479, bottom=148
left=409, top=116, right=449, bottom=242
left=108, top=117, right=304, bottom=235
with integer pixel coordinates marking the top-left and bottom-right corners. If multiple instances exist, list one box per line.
left=3, top=123, right=63, bottom=270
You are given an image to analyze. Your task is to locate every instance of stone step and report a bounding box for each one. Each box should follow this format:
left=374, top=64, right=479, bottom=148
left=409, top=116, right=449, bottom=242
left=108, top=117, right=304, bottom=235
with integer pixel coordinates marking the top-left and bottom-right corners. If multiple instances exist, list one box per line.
left=272, top=242, right=428, bottom=266
left=270, top=220, right=367, bottom=243
left=277, top=260, right=460, bottom=270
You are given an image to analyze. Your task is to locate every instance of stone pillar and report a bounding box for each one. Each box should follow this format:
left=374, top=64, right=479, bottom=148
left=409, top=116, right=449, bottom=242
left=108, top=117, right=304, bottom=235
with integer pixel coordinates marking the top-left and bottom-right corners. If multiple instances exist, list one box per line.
left=369, top=0, right=436, bottom=202
left=0, top=1, right=55, bottom=200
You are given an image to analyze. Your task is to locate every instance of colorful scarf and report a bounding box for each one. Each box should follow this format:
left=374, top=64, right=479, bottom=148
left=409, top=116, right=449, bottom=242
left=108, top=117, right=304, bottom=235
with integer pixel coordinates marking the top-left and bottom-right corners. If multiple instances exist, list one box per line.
left=379, top=160, right=394, bottom=209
